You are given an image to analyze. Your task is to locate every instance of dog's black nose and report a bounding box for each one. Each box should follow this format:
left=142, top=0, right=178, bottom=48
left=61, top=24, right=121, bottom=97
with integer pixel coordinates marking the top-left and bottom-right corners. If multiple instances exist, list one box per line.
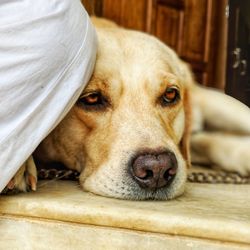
left=131, top=151, right=177, bottom=190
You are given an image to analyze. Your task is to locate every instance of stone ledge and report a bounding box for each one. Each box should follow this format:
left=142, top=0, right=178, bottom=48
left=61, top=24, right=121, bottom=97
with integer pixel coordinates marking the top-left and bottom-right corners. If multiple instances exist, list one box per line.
left=0, top=181, right=250, bottom=249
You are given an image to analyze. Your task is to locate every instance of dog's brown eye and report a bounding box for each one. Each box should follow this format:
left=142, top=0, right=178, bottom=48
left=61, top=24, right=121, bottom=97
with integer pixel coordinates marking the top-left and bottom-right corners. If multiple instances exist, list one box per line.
left=77, top=92, right=108, bottom=111
left=79, top=92, right=103, bottom=106
left=162, top=87, right=179, bottom=105
left=83, top=93, right=100, bottom=105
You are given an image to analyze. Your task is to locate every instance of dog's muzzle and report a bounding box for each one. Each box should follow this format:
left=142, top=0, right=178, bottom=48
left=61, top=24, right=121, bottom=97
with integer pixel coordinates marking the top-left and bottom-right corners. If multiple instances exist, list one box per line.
left=130, top=151, right=177, bottom=190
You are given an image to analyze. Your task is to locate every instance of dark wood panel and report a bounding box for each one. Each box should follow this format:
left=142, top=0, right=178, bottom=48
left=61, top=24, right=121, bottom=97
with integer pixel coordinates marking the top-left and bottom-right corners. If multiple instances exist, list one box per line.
left=155, top=5, right=184, bottom=53
left=81, top=0, right=94, bottom=14
left=193, top=71, right=206, bottom=84
left=102, top=0, right=148, bottom=31
left=181, top=0, right=211, bottom=62
left=157, top=0, right=185, bottom=9
left=102, top=0, right=122, bottom=24
left=120, top=0, right=148, bottom=31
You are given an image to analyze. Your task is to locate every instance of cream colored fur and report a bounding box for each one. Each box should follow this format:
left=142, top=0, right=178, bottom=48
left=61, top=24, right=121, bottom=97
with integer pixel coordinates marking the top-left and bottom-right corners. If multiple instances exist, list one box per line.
left=191, top=85, right=250, bottom=175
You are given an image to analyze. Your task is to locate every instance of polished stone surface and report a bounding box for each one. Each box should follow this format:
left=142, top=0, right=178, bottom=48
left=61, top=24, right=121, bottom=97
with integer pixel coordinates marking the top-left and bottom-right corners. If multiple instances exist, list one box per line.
left=0, top=181, right=250, bottom=249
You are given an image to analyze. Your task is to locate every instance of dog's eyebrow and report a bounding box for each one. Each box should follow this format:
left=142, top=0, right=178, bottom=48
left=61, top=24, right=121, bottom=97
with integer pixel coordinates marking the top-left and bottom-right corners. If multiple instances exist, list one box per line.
left=84, top=76, right=109, bottom=92
left=161, top=73, right=178, bottom=82
left=157, top=76, right=179, bottom=90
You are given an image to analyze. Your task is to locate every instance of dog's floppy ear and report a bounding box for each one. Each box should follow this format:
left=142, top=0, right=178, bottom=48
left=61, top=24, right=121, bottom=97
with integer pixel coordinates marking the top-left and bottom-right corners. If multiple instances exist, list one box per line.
left=178, top=62, right=194, bottom=168
left=180, top=87, right=192, bottom=168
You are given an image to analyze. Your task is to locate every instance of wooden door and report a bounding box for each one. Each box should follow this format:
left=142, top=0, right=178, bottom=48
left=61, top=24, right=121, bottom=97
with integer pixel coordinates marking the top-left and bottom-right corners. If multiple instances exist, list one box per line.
left=147, top=0, right=217, bottom=85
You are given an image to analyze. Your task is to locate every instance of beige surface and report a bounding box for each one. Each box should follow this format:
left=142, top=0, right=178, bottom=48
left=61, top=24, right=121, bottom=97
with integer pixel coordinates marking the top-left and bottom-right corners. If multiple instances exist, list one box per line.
left=0, top=181, right=250, bottom=249
left=0, top=216, right=248, bottom=250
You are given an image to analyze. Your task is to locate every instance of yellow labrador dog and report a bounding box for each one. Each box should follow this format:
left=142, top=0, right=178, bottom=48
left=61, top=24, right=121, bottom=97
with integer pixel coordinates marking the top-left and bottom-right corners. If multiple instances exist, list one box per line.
left=6, top=18, right=250, bottom=200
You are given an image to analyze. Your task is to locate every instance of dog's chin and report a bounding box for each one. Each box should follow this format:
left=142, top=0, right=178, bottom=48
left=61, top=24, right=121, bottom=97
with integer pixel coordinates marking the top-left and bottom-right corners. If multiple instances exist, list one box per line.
left=79, top=165, right=187, bottom=200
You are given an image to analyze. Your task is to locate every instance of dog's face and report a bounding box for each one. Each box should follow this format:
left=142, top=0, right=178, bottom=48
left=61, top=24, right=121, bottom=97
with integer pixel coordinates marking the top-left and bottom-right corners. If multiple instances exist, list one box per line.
left=37, top=28, right=192, bottom=200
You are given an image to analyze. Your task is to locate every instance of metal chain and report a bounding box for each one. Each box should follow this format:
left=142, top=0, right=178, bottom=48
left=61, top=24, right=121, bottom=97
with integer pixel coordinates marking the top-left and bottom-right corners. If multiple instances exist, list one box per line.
left=188, top=171, right=250, bottom=184
left=37, top=168, right=250, bottom=184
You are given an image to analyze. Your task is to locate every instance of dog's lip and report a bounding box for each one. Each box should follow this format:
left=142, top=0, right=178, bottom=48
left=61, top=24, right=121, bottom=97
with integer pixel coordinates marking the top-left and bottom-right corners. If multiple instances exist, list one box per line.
left=81, top=160, right=185, bottom=201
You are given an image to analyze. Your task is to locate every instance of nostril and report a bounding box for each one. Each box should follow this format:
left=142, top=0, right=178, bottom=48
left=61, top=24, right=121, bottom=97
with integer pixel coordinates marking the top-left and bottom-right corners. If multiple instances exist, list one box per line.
left=141, top=170, right=153, bottom=180
left=133, top=167, right=154, bottom=180
left=163, top=167, right=177, bottom=181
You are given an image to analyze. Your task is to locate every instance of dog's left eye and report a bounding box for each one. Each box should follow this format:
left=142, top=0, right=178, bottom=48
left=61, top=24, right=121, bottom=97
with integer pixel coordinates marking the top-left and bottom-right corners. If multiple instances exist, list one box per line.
left=161, top=87, right=180, bottom=105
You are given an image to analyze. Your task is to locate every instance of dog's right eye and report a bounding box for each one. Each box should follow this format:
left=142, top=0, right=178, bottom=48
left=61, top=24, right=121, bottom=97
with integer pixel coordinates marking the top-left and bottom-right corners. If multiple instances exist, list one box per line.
left=77, top=92, right=108, bottom=110
left=81, top=93, right=100, bottom=105
left=161, top=87, right=180, bottom=106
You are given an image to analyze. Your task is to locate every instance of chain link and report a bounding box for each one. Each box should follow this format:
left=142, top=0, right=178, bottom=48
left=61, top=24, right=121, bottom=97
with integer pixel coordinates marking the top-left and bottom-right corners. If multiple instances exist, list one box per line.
left=188, top=171, right=250, bottom=184
left=37, top=168, right=250, bottom=184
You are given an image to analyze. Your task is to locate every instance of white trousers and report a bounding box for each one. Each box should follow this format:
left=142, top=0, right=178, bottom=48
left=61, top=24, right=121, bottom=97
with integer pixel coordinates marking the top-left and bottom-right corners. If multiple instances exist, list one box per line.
left=0, top=0, right=97, bottom=191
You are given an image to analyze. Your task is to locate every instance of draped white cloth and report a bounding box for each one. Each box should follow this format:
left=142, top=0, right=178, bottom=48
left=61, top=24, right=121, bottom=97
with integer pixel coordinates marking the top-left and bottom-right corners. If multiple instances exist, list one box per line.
left=0, top=0, right=97, bottom=191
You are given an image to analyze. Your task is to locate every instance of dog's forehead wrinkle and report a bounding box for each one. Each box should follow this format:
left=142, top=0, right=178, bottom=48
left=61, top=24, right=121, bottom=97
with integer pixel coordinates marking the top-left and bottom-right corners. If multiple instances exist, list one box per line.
left=98, top=31, right=177, bottom=80
left=120, top=61, right=170, bottom=88
left=98, top=28, right=185, bottom=76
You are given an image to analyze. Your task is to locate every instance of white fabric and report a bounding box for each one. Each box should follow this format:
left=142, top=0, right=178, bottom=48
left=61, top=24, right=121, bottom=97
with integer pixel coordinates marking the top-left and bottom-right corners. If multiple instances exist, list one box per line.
left=0, top=0, right=97, bottom=191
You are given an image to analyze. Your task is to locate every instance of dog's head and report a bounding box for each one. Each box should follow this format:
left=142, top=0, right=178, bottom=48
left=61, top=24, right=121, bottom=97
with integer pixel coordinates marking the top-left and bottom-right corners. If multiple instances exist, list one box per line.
left=37, top=27, right=193, bottom=200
